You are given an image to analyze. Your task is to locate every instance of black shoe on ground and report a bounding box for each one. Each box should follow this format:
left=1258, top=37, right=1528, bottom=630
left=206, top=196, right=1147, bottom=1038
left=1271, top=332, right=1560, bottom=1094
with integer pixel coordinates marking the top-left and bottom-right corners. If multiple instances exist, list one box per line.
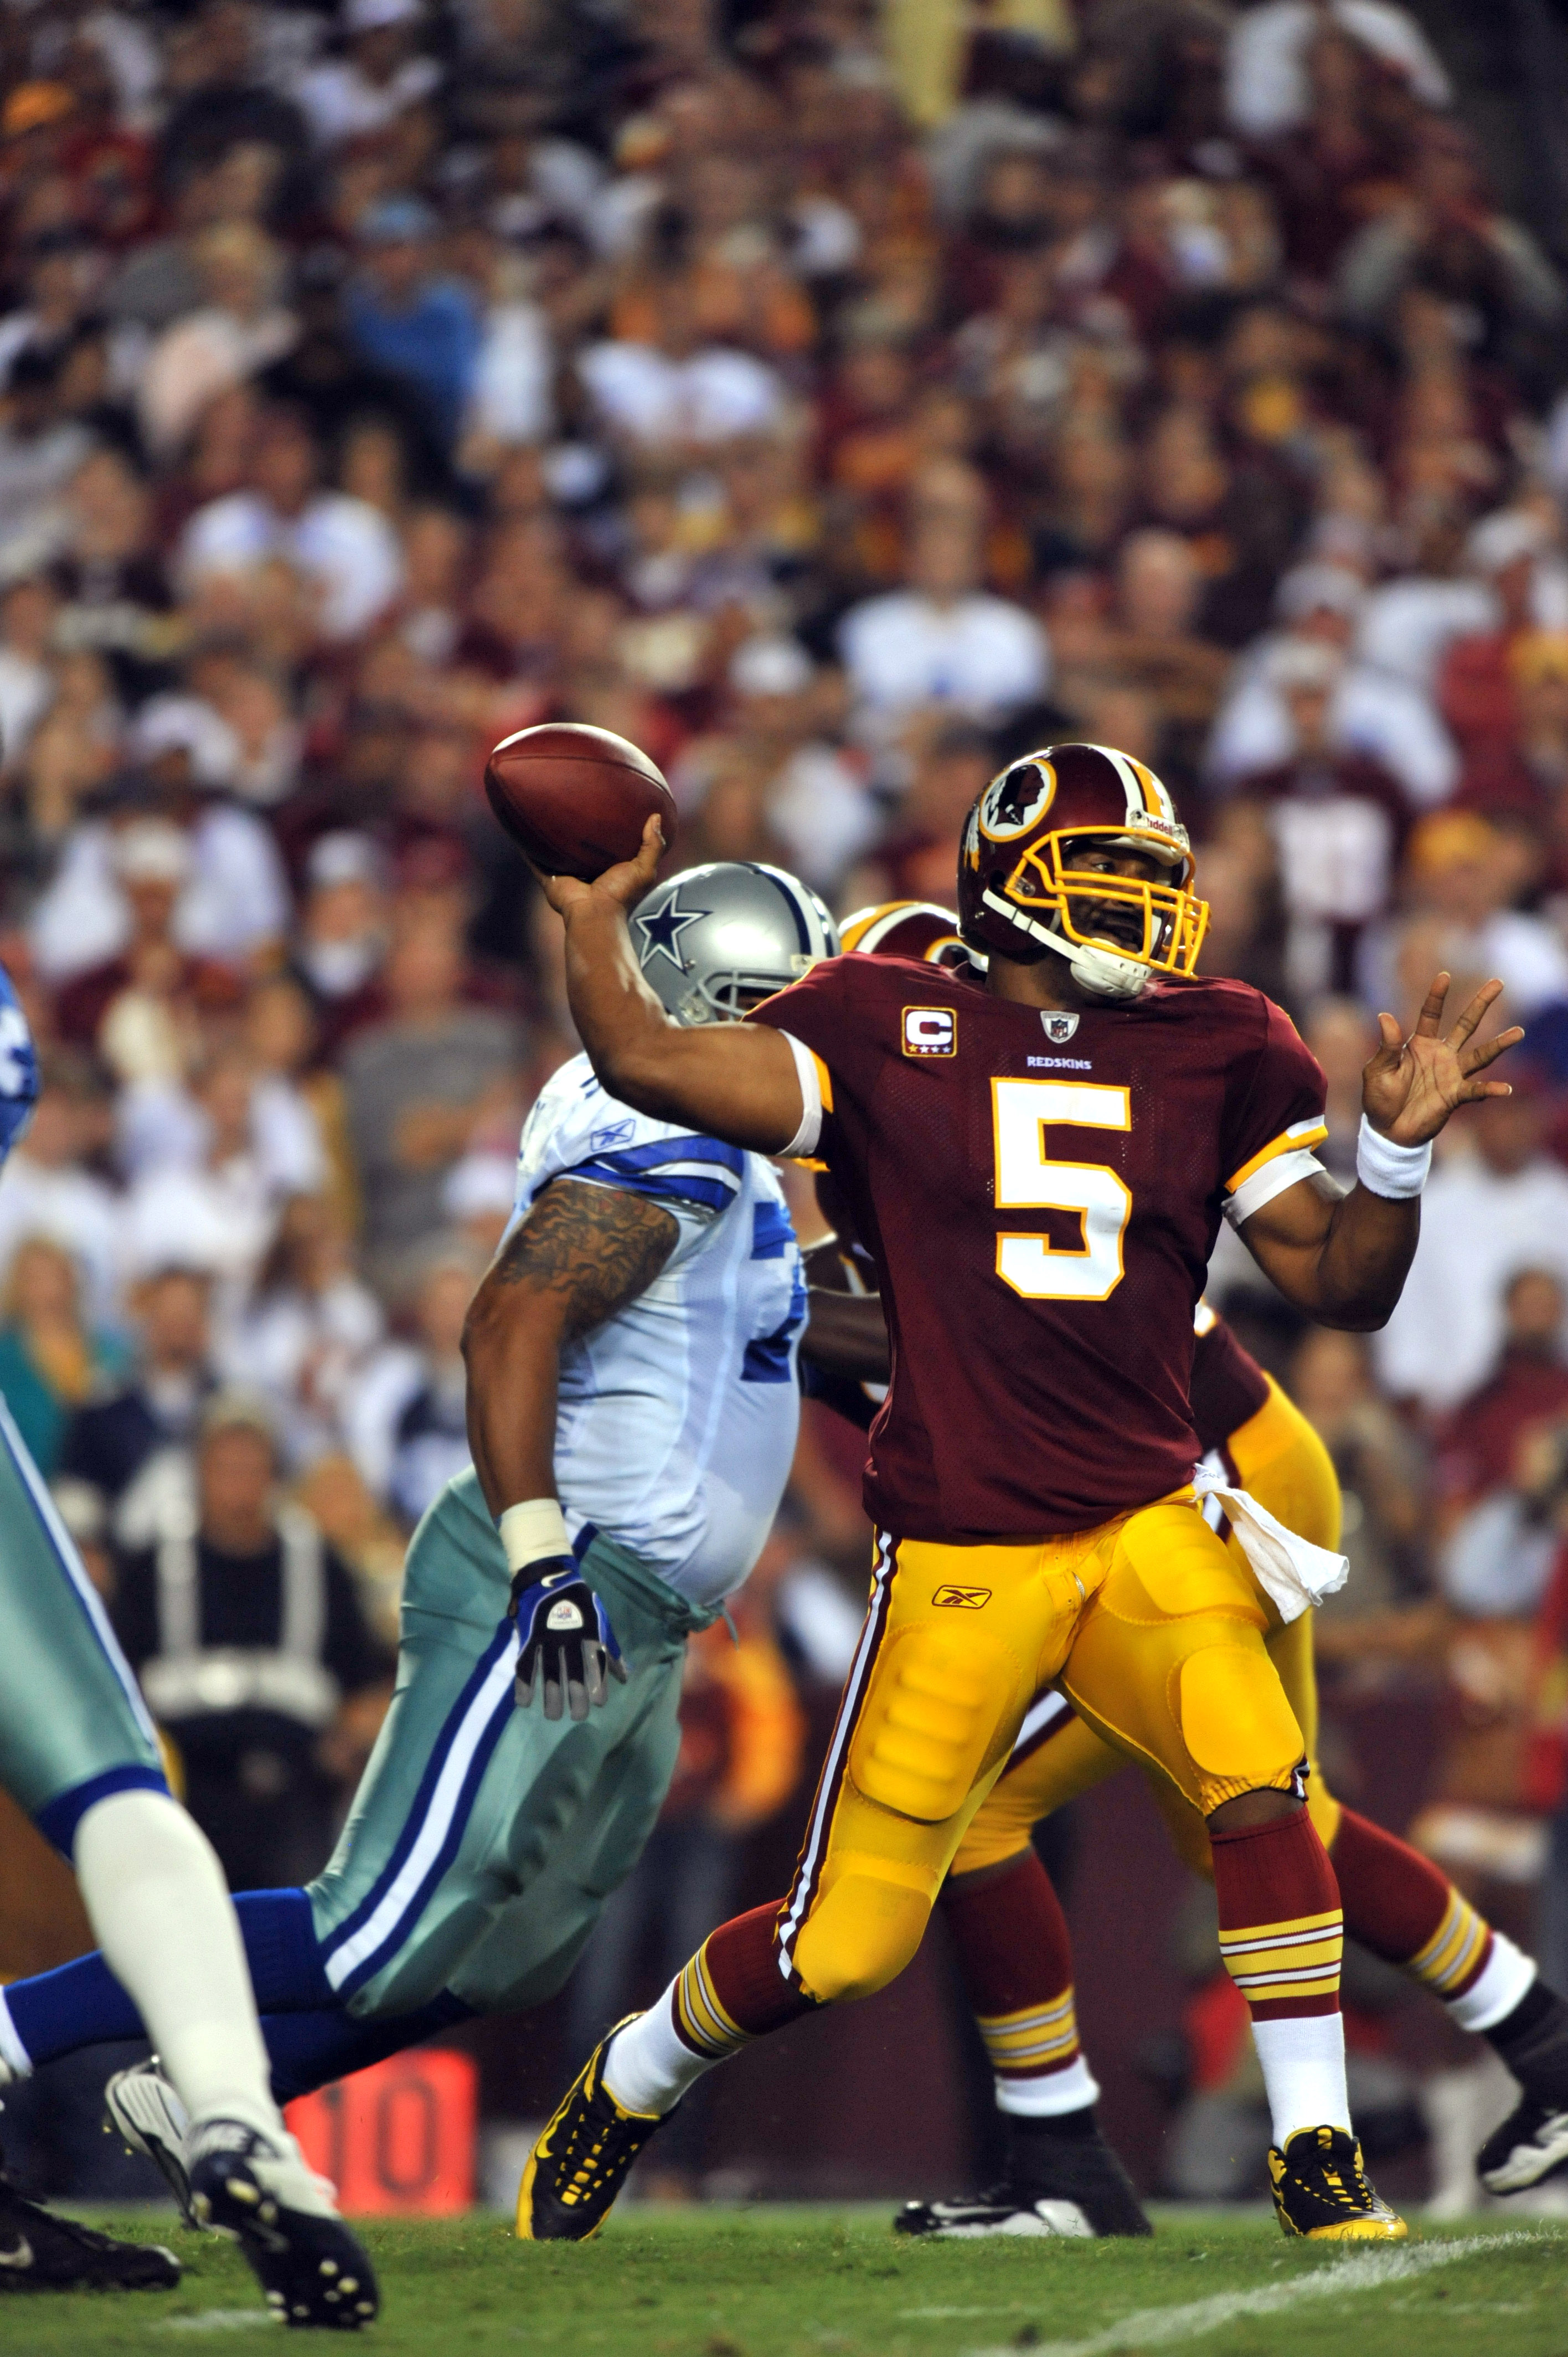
left=895, top=2132, right=1152, bottom=2241
left=1268, top=2126, right=1405, bottom=2240
left=0, top=2145, right=179, bottom=2291
left=516, top=2017, right=670, bottom=2242
left=188, top=2119, right=378, bottom=2329
left=1478, top=2096, right=1568, bottom=2194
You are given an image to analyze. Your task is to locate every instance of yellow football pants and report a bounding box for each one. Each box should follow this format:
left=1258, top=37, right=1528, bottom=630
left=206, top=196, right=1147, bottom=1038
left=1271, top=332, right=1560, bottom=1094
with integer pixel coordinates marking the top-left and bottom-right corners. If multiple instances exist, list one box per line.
left=951, top=1377, right=1342, bottom=1881
left=781, top=1475, right=1306, bottom=2009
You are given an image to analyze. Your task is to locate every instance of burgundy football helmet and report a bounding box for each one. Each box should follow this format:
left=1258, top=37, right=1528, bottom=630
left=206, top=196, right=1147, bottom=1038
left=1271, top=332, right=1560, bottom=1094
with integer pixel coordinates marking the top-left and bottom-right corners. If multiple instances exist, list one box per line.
left=839, top=899, right=969, bottom=968
left=957, top=741, right=1208, bottom=998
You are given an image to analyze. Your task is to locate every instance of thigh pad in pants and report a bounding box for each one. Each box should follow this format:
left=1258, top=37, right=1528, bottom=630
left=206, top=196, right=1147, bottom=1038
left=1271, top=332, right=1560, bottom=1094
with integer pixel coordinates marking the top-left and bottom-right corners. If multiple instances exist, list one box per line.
left=1061, top=1497, right=1304, bottom=1816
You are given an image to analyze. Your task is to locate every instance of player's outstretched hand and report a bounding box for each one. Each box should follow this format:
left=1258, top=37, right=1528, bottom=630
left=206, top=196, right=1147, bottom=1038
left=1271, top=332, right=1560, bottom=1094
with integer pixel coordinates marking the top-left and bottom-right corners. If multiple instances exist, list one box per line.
left=510, top=1563, right=628, bottom=1721
left=534, top=815, right=665, bottom=918
left=1363, top=972, right=1525, bottom=1146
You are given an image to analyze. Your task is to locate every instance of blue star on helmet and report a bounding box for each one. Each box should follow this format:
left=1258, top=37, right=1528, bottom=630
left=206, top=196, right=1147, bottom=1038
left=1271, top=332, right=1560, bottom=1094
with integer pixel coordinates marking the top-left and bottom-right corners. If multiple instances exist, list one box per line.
left=635, top=886, right=710, bottom=972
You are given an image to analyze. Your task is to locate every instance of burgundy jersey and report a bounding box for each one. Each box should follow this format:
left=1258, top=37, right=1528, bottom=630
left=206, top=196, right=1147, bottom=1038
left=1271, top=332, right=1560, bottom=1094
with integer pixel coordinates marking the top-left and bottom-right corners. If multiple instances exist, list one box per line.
left=750, top=956, right=1325, bottom=1539
left=1190, top=1304, right=1271, bottom=1458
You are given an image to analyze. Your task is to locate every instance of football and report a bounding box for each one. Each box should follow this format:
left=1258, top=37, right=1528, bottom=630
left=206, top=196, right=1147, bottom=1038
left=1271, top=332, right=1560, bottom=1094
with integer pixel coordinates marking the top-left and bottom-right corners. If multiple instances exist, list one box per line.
left=483, top=722, right=677, bottom=880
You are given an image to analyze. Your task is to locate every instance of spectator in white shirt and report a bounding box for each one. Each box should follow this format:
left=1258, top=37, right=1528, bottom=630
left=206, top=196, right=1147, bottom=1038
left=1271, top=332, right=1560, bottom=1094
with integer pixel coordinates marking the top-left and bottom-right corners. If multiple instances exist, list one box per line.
left=30, top=790, right=291, bottom=985
left=344, top=1236, right=480, bottom=1524
left=1375, top=1075, right=1568, bottom=1414
left=221, top=1192, right=384, bottom=1471
left=838, top=469, right=1049, bottom=729
left=1357, top=807, right=1568, bottom=1024
left=0, top=1049, right=121, bottom=1329
left=1225, top=0, right=1450, bottom=140
left=578, top=266, right=786, bottom=454
left=136, top=222, right=297, bottom=461
left=119, top=1050, right=314, bottom=1330
left=293, top=0, right=441, bottom=150
left=179, top=402, right=404, bottom=642
left=1356, top=504, right=1499, bottom=695
left=1208, top=560, right=1459, bottom=805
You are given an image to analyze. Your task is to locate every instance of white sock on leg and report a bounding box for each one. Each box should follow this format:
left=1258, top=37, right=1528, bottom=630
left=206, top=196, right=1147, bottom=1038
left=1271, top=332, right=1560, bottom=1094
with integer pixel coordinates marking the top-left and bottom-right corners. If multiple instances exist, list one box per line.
left=0, top=1985, right=27, bottom=2082
left=601, top=1985, right=723, bottom=2117
left=73, top=1790, right=285, bottom=2139
left=1251, top=2013, right=1352, bottom=2147
left=1447, top=1932, right=1536, bottom=2032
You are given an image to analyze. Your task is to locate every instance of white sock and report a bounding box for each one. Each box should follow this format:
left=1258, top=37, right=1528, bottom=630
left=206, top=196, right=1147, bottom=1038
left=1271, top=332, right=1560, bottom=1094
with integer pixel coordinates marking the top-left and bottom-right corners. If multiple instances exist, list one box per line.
left=0, top=1986, right=28, bottom=2082
left=1251, top=2013, right=1351, bottom=2147
left=601, top=1986, right=724, bottom=2117
left=1447, top=1932, right=1536, bottom=2034
left=73, top=1790, right=285, bottom=2139
left=996, top=2054, right=1101, bottom=2117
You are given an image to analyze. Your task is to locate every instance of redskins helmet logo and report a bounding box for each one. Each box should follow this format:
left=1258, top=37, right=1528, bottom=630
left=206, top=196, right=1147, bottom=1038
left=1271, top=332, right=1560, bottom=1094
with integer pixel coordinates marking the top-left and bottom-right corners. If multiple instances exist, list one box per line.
left=978, top=758, right=1056, bottom=841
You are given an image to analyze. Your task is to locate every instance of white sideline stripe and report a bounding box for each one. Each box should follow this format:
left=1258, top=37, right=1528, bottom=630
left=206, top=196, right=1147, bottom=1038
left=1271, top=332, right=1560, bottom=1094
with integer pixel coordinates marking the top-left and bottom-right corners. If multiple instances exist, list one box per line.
left=963, top=2230, right=1556, bottom=2357
left=323, top=1635, right=518, bottom=1990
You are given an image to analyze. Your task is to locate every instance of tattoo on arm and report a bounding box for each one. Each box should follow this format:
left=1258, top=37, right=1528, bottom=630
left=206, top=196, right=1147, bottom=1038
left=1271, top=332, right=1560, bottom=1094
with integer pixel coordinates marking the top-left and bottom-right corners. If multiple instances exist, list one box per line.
left=489, top=1179, right=679, bottom=1334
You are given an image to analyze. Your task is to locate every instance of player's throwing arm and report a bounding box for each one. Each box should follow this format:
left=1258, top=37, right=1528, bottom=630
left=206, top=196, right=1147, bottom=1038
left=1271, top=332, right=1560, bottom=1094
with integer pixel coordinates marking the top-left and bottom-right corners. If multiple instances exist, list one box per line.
left=538, top=818, right=808, bottom=1152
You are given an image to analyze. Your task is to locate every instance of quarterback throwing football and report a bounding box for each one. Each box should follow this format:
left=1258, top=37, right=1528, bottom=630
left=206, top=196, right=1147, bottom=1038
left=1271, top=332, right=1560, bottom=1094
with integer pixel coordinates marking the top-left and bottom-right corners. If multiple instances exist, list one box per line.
left=518, top=740, right=1519, bottom=2243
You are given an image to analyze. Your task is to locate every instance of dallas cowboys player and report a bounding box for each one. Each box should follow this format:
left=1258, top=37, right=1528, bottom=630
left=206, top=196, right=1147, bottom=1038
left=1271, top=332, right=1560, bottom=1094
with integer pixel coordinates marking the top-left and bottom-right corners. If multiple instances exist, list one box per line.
left=0, top=969, right=376, bottom=2322
left=0, top=867, right=839, bottom=2189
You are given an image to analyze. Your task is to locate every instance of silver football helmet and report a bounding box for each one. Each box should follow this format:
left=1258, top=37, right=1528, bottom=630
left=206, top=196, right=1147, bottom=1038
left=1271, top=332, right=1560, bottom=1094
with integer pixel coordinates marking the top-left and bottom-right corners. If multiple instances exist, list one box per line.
left=632, top=861, right=839, bottom=1025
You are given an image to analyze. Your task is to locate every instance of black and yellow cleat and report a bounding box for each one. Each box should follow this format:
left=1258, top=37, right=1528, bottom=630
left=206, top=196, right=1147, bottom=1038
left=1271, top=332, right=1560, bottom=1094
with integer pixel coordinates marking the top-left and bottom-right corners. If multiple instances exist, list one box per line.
left=1268, top=2126, right=1407, bottom=2240
left=516, top=2018, right=669, bottom=2242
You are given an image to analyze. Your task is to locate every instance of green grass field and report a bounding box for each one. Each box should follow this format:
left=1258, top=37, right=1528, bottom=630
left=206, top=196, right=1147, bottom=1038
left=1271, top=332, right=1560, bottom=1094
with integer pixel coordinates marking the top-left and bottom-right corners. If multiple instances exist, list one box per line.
left=7, top=2205, right=1568, bottom=2357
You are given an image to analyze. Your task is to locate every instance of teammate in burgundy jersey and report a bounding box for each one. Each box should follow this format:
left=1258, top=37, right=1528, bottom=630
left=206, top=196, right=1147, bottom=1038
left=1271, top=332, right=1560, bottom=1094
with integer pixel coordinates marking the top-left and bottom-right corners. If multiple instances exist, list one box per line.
left=515, top=740, right=1521, bottom=2245
left=906, top=1300, right=1568, bottom=2234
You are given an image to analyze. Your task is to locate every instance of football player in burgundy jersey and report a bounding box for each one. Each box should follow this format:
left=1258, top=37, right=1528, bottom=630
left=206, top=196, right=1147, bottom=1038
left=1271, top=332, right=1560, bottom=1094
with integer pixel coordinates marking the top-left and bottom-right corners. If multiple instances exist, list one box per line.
left=812, top=903, right=1568, bottom=2233
left=516, top=741, right=1521, bottom=2243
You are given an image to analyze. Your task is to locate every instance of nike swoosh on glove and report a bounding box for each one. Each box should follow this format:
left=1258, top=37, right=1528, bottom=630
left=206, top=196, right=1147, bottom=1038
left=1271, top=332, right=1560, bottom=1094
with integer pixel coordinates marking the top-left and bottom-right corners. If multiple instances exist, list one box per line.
left=509, top=1561, right=628, bottom=1720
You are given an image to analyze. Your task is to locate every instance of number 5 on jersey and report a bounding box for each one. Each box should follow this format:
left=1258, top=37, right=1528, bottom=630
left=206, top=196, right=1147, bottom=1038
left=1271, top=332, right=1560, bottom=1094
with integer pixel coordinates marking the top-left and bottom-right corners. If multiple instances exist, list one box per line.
left=992, top=1079, right=1131, bottom=1301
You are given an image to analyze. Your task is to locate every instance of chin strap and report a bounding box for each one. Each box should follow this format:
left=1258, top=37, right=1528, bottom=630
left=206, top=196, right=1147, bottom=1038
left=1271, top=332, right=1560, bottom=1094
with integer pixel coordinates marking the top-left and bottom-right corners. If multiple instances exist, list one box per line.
left=981, top=889, right=1152, bottom=1000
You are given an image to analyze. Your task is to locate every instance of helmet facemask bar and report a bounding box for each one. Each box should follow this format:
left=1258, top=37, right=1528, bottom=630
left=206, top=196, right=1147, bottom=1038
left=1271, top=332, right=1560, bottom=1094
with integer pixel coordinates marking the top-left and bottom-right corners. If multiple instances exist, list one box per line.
left=1005, top=828, right=1209, bottom=979
left=678, top=955, right=824, bottom=1025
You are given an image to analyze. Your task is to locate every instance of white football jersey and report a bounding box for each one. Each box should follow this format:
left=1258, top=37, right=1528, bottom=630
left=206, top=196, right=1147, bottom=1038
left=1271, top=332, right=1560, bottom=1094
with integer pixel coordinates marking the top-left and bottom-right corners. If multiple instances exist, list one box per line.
left=510, top=1054, right=804, bottom=1612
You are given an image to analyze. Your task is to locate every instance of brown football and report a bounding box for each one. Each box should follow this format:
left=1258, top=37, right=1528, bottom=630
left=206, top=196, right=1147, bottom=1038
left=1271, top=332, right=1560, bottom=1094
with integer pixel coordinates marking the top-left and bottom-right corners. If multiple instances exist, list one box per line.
left=483, top=722, right=677, bottom=879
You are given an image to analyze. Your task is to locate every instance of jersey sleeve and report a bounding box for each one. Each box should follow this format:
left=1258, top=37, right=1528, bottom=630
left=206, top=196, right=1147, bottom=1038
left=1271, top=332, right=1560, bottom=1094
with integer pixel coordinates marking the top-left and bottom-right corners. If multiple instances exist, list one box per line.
left=747, top=958, right=883, bottom=1159
left=513, top=1058, right=747, bottom=1269
left=1220, top=997, right=1329, bottom=1229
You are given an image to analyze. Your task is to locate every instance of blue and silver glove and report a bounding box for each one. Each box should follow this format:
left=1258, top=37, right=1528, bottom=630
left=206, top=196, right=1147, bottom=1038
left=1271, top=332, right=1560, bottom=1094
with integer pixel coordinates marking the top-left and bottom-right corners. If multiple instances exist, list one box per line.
left=508, top=1561, right=627, bottom=1720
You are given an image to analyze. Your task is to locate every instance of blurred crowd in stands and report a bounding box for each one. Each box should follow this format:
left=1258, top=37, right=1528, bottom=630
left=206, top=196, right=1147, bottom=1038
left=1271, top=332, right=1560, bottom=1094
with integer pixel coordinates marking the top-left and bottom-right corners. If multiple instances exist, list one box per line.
left=8, top=0, right=1568, bottom=2205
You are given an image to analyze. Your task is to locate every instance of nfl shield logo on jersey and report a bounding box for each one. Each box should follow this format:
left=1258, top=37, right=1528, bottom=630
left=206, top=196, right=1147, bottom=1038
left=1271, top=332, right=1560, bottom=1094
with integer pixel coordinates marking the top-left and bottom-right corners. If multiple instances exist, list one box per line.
left=1041, top=1012, right=1080, bottom=1043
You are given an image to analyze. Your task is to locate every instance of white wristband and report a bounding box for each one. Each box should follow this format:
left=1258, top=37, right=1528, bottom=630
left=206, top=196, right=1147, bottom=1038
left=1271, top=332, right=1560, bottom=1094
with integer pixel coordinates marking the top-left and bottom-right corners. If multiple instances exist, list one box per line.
left=1355, top=1113, right=1431, bottom=1200
left=498, top=1497, right=571, bottom=1577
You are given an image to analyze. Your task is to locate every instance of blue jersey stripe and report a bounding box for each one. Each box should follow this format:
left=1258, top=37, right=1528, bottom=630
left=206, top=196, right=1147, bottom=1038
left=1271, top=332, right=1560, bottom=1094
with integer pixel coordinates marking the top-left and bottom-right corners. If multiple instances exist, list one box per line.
left=572, top=1164, right=737, bottom=1214
left=575, top=1135, right=746, bottom=1180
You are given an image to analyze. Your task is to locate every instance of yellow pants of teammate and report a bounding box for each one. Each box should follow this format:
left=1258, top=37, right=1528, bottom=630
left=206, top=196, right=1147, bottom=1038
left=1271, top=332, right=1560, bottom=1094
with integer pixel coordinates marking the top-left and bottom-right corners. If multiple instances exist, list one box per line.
left=781, top=1398, right=1317, bottom=2007
left=951, top=1376, right=1342, bottom=1880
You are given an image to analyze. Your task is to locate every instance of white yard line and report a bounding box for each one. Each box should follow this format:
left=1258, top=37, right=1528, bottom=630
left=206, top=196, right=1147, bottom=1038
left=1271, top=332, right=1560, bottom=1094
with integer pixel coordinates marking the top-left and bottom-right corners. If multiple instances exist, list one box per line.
left=964, top=2229, right=1556, bottom=2357
left=156, top=2309, right=278, bottom=2332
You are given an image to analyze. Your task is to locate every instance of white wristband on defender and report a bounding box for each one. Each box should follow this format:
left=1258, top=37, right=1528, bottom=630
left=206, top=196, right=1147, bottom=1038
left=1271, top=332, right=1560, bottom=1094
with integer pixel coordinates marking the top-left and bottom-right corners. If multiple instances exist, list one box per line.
left=498, top=1498, right=570, bottom=1576
left=1355, top=1113, right=1431, bottom=1200
left=779, top=1031, right=823, bottom=1159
